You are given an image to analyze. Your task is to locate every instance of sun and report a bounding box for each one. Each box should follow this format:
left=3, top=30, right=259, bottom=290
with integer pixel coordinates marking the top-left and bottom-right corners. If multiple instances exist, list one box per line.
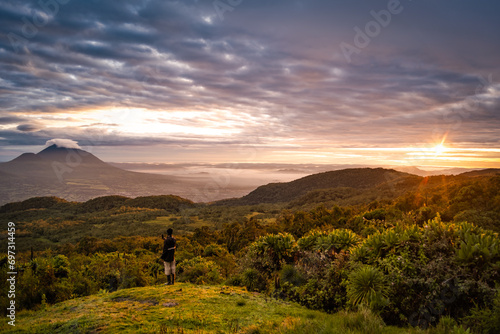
left=433, top=143, right=446, bottom=155
left=432, top=134, right=449, bottom=156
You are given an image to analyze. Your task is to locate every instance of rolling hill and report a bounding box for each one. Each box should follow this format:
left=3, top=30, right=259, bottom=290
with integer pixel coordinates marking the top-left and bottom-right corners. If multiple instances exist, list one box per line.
left=220, top=168, right=423, bottom=205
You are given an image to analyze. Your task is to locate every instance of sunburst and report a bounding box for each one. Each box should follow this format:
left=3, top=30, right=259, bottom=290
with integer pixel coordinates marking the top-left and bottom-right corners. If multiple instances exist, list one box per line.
left=433, top=143, right=447, bottom=156
left=433, top=135, right=448, bottom=156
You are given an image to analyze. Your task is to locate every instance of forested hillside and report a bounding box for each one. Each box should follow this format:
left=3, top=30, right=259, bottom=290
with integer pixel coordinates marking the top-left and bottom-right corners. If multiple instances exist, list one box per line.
left=221, top=168, right=421, bottom=205
left=1, top=170, right=499, bottom=332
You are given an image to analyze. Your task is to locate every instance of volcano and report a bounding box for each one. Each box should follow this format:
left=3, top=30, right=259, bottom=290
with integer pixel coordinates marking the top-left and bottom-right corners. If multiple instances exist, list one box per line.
left=0, top=145, right=194, bottom=205
left=0, top=145, right=120, bottom=181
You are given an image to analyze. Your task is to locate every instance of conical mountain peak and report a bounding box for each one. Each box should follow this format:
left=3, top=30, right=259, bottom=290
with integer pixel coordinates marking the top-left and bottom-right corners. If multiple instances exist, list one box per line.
left=36, top=144, right=105, bottom=165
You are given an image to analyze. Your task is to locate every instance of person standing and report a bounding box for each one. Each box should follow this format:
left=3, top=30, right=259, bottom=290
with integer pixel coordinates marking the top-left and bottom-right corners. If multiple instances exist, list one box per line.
left=161, top=228, right=176, bottom=285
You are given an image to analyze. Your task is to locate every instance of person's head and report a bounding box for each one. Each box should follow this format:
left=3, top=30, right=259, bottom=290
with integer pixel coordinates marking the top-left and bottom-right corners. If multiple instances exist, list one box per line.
left=167, top=228, right=173, bottom=236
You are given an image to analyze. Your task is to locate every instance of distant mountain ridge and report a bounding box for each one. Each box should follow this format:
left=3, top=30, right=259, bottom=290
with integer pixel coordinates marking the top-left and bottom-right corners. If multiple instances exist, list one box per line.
left=1, top=145, right=499, bottom=206
left=457, top=168, right=500, bottom=177
left=392, top=166, right=478, bottom=177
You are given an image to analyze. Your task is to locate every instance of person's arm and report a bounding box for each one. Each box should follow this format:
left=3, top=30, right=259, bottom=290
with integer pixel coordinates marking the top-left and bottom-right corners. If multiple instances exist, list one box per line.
left=161, top=234, right=165, bottom=240
left=166, top=238, right=177, bottom=250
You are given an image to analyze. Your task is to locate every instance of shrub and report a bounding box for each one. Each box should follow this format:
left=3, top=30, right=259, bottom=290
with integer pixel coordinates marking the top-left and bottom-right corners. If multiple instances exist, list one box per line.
left=243, top=233, right=297, bottom=277
left=280, top=264, right=306, bottom=287
left=53, top=254, right=71, bottom=278
left=340, top=306, right=386, bottom=334
left=119, top=262, right=149, bottom=289
left=433, top=316, right=471, bottom=334
left=225, top=274, right=244, bottom=287
left=346, top=265, right=388, bottom=311
left=242, top=268, right=267, bottom=292
left=297, top=230, right=328, bottom=251
left=281, top=251, right=350, bottom=312
left=177, top=256, right=222, bottom=285
left=297, top=229, right=359, bottom=258
left=203, top=243, right=237, bottom=278
left=461, top=289, right=500, bottom=334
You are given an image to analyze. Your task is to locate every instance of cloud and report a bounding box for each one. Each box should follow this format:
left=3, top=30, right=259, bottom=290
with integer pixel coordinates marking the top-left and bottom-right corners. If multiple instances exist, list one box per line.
left=17, top=123, right=41, bottom=132
left=0, top=116, right=25, bottom=124
left=0, top=0, right=498, bottom=166
left=45, top=138, right=82, bottom=149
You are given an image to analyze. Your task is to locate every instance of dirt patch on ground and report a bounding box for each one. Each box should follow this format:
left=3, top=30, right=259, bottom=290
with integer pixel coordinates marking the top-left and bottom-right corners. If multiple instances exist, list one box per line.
left=110, top=296, right=159, bottom=306
left=162, top=301, right=179, bottom=307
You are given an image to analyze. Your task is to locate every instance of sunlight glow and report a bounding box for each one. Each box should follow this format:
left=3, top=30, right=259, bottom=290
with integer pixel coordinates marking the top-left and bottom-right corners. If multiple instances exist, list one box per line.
left=433, top=143, right=447, bottom=156
left=432, top=134, right=448, bottom=156
left=6, top=108, right=499, bottom=168
left=87, top=108, right=243, bottom=137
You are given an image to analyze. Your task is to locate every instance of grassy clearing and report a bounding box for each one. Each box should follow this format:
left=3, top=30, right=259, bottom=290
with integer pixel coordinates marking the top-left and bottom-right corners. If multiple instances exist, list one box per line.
left=142, top=216, right=175, bottom=226
left=143, top=215, right=213, bottom=234
left=1, top=283, right=428, bottom=334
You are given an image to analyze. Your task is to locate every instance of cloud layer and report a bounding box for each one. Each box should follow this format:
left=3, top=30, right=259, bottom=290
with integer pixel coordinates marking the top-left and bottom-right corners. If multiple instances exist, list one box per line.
left=0, top=0, right=499, bottom=166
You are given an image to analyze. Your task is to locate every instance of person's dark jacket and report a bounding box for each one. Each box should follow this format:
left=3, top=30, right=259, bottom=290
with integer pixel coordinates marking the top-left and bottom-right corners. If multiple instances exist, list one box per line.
left=161, top=236, right=176, bottom=262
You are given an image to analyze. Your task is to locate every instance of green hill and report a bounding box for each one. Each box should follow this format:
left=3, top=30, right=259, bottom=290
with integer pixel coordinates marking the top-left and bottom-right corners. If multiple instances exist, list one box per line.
left=1, top=283, right=418, bottom=334
left=222, top=168, right=421, bottom=205
left=0, top=195, right=199, bottom=253
left=0, top=195, right=194, bottom=215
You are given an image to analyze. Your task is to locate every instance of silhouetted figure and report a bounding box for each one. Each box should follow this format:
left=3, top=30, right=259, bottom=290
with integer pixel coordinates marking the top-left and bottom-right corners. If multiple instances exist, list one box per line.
left=161, top=228, right=176, bottom=285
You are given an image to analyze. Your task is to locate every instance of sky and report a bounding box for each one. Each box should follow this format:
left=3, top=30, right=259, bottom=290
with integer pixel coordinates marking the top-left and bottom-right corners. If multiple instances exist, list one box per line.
left=1, top=0, right=499, bottom=168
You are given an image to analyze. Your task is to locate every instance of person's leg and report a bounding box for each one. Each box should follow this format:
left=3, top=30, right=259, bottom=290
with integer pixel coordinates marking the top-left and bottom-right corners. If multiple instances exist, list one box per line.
left=164, top=261, right=172, bottom=285
left=170, top=260, right=176, bottom=285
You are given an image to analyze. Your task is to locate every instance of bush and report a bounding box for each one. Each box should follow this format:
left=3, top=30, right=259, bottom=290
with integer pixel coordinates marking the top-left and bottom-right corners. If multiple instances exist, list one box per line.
left=225, top=274, right=244, bottom=287
left=461, top=289, right=500, bottom=334
left=280, top=264, right=306, bottom=287
left=280, top=251, right=350, bottom=312
left=346, top=265, right=388, bottom=311
left=242, top=268, right=267, bottom=292
left=53, top=254, right=71, bottom=278
left=177, top=256, right=222, bottom=284
left=340, top=306, right=386, bottom=334
left=203, top=243, right=237, bottom=278
left=431, top=316, right=471, bottom=334
left=242, top=233, right=297, bottom=278
left=297, top=229, right=359, bottom=255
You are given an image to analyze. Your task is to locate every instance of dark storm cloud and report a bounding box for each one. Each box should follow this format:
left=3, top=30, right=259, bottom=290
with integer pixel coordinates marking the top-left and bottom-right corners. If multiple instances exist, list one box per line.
left=0, top=0, right=499, bottom=150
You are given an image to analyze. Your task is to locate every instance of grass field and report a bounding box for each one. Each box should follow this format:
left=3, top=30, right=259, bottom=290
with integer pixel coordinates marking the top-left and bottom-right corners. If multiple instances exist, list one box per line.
left=143, top=215, right=211, bottom=234
left=0, top=283, right=429, bottom=334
